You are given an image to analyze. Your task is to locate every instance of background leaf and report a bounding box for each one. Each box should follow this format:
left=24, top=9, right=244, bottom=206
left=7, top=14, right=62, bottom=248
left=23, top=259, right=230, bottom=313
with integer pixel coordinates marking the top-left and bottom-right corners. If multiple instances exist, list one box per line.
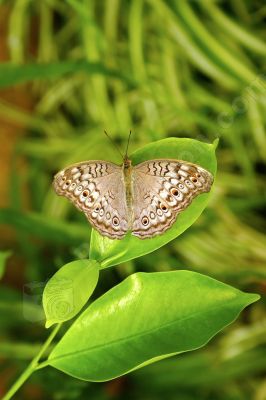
left=0, top=209, right=90, bottom=245
left=90, top=138, right=217, bottom=268
left=47, top=270, right=258, bottom=381
left=0, top=61, right=133, bottom=88
left=0, top=250, right=12, bottom=280
left=43, top=259, right=99, bottom=328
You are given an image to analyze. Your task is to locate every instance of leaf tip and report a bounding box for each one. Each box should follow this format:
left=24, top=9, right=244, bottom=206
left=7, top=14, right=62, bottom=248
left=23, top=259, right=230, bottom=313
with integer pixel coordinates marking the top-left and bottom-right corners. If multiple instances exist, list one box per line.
left=213, top=138, right=219, bottom=149
left=246, top=292, right=260, bottom=304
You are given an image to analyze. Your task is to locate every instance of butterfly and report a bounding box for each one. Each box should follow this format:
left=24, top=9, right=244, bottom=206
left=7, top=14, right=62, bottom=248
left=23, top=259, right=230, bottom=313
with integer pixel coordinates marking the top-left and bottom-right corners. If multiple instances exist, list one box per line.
left=53, top=134, right=213, bottom=240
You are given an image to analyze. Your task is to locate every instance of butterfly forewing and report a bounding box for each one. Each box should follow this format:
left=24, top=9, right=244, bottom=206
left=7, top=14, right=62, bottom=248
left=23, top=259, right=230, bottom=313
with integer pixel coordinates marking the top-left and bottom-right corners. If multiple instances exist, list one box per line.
left=131, top=160, right=213, bottom=239
left=53, top=161, right=128, bottom=239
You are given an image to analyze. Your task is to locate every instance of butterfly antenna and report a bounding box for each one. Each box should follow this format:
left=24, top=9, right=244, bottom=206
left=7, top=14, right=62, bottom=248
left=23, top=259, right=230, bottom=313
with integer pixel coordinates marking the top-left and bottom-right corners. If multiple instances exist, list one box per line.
left=125, top=130, right=132, bottom=160
left=104, top=130, right=124, bottom=160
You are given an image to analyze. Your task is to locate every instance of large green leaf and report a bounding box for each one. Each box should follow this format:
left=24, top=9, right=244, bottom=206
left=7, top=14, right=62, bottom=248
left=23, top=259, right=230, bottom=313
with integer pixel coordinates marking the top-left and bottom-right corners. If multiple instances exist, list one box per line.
left=90, top=138, right=218, bottom=268
left=47, top=270, right=259, bottom=381
left=43, top=259, right=99, bottom=328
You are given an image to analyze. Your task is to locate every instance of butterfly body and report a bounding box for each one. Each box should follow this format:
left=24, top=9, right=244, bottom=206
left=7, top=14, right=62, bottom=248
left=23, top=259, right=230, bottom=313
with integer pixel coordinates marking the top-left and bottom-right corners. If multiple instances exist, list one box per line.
left=123, top=158, right=134, bottom=225
left=53, top=157, right=213, bottom=240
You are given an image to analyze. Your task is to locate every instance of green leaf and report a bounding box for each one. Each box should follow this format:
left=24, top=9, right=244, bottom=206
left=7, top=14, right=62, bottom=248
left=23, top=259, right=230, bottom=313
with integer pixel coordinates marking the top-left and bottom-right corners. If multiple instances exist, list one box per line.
left=0, top=250, right=12, bottom=279
left=0, top=60, right=134, bottom=89
left=47, top=270, right=259, bottom=381
left=90, top=137, right=218, bottom=268
left=43, top=259, right=99, bottom=328
left=0, top=209, right=90, bottom=245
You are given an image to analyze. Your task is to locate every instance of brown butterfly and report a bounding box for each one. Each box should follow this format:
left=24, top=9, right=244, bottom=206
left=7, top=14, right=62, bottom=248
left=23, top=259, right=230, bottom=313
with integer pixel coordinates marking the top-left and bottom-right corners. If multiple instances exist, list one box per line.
left=53, top=133, right=213, bottom=240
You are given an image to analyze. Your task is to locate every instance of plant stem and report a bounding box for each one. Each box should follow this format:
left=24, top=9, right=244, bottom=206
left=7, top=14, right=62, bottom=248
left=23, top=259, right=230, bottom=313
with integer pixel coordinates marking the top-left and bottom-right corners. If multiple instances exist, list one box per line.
left=3, top=324, right=62, bottom=400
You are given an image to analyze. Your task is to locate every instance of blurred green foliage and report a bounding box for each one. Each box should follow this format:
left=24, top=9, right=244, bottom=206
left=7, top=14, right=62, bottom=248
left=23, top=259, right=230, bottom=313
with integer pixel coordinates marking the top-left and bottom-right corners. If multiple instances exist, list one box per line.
left=0, top=0, right=265, bottom=399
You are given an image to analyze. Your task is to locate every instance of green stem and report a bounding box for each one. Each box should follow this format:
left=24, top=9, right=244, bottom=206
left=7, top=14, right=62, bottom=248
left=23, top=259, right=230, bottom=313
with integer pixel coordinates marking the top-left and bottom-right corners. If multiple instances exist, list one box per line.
left=3, top=324, right=62, bottom=400
left=34, top=359, right=51, bottom=370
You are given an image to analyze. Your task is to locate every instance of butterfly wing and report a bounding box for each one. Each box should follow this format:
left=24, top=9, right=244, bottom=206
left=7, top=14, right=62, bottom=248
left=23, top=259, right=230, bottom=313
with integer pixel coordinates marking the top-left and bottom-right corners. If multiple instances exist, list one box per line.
left=53, top=161, right=128, bottom=239
left=131, top=159, right=213, bottom=239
